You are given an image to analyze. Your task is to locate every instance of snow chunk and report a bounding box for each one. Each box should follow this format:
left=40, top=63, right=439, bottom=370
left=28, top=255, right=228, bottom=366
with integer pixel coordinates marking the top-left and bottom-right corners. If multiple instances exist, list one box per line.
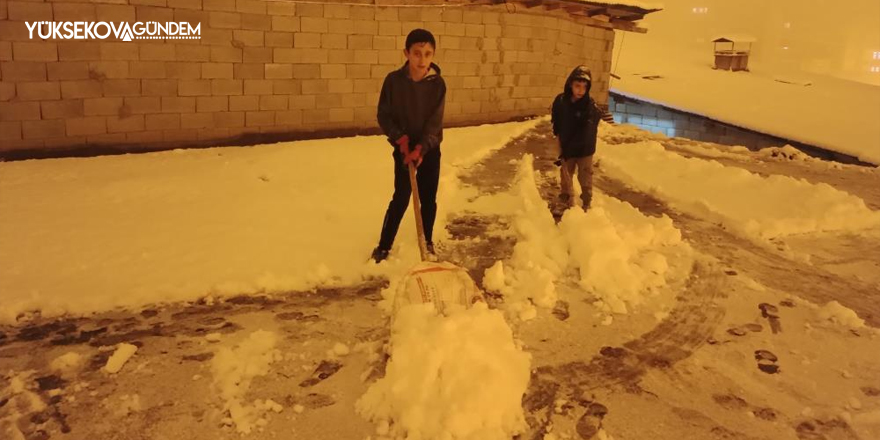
left=817, top=301, right=866, bottom=328
left=211, top=330, right=282, bottom=434
left=51, top=352, right=84, bottom=375
left=104, top=343, right=138, bottom=374
left=357, top=303, right=531, bottom=440
left=332, top=342, right=350, bottom=356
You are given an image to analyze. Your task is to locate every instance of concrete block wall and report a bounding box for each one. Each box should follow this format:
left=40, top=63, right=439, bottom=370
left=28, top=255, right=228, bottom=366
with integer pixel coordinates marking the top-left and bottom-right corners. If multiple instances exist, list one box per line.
left=0, top=0, right=614, bottom=156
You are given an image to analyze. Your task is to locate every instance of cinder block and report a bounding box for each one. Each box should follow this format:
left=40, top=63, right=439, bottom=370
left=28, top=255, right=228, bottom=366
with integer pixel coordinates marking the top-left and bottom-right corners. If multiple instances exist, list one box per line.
left=66, top=116, right=107, bottom=136
left=244, top=79, right=272, bottom=95
left=321, top=34, right=346, bottom=49
left=323, top=4, right=350, bottom=18
left=292, top=64, right=320, bottom=79
left=374, top=7, right=397, bottom=21
left=130, top=62, right=166, bottom=79
left=266, top=32, right=293, bottom=48
left=259, top=95, right=287, bottom=111
left=229, top=95, right=258, bottom=111
left=146, top=113, right=181, bottom=130
left=345, top=65, right=370, bottom=79
left=163, top=129, right=199, bottom=143
left=301, top=79, right=328, bottom=95
left=302, top=108, right=329, bottom=124
left=48, top=62, right=90, bottom=81
left=181, top=113, right=214, bottom=129
left=210, top=11, right=242, bottom=29
left=327, top=79, right=353, bottom=94
left=264, top=64, right=292, bottom=79
left=9, top=2, right=52, bottom=21
left=177, top=80, right=210, bottom=96
left=273, top=79, right=299, bottom=95
left=214, top=111, right=245, bottom=128
left=84, top=97, right=124, bottom=116
left=96, top=5, right=137, bottom=22
left=100, top=79, right=140, bottom=97
left=288, top=95, right=316, bottom=110
left=320, top=64, right=345, bottom=79
left=87, top=61, right=128, bottom=80
left=241, top=14, right=272, bottom=33
left=0, top=42, right=11, bottom=62
left=175, top=45, right=210, bottom=62
left=373, top=36, right=396, bottom=50
left=41, top=100, right=85, bottom=119
left=352, top=19, right=378, bottom=35
left=61, top=80, right=103, bottom=99
left=327, top=49, right=354, bottom=64
left=301, top=17, right=328, bottom=33
left=2, top=62, right=47, bottom=81
left=245, top=110, right=274, bottom=126
left=233, top=30, right=264, bottom=47
left=267, top=2, right=295, bottom=16
left=0, top=102, right=40, bottom=121
left=174, top=9, right=209, bottom=27
left=212, top=79, right=242, bottom=96
left=107, top=115, right=145, bottom=133
left=211, top=47, right=243, bottom=63
left=236, top=0, right=266, bottom=14
left=203, top=0, right=235, bottom=13
left=274, top=109, right=302, bottom=125
left=341, top=93, right=365, bottom=108
left=136, top=6, right=174, bottom=22
left=329, top=108, right=354, bottom=122
left=168, top=0, right=201, bottom=10
left=13, top=42, right=57, bottom=62
left=353, top=50, right=378, bottom=64
left=22, top=120, right=66, bottom=140
left=272, top=16, right=300, bottom=32
left=140, top=80, right=176, bottom=97
left=139, top=44, right=176, bottom=61
left=202, top=63, right=233, bottom=79
left=0, top=122, right=22, bottom=141
left=125, top=131, right=164, bottom=144
left=124, top=97, right=161, bottom=114
left=315, top=93, right=340, bottom=109
left=166, top=62, right=201, bottom=79
left=348, top=35, right=372, bottom=50
left=378, top=21, right=401, bottom=36
left=54, top=3, right=97, bottom=21
left=243, top=47, right=272, bottom=63
left=161, top=97, right=196, bottom=113
left=17, top=81, right=61, bottom=101
left=297, top=3, right=323, bottom=17
left=295, top=33, right=322, bottom=49
left=234, top=63, right=263, bottom=79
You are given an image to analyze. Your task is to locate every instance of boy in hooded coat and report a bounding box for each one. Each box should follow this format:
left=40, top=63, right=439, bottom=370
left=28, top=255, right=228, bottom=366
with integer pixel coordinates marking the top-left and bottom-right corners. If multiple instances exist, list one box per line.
left=551, top=65, right=602, bottom=210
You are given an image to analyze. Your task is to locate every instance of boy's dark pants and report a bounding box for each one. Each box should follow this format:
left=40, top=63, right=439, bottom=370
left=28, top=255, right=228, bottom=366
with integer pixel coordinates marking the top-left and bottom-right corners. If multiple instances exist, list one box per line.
left=377, top=149, right=441, bottom=251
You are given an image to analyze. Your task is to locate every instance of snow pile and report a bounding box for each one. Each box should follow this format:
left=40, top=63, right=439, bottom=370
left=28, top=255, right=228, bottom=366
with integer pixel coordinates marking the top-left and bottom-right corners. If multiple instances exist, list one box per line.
left=816, top=301, right=866, bottom=329
left=211, top=330, right=284, bottom=434
left=104, top=343, right=138, bottom=374
left=558, top=197, right=691, bottom=314
left=599, top=140, right=880, bottom=239
left=357, top=303, right=531, bottom=440
left=484, top=155, right=692, bottom=316
left=51, top=352, right=84, bottom=375
left=483, top=155, right=568, bottom=320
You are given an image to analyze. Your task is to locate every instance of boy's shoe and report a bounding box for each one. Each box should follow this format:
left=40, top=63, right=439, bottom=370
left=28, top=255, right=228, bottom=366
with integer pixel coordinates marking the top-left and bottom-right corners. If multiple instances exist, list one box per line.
left=370, top=247, right=390, bottom=263
left=426, top=242, right=438, bottom=262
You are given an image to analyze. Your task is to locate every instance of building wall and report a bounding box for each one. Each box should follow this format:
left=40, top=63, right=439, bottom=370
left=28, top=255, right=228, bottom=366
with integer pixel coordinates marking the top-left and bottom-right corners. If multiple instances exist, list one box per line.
left=0, top=0, right=614, bottom=158
left=609, top=93, right=868, bottom=165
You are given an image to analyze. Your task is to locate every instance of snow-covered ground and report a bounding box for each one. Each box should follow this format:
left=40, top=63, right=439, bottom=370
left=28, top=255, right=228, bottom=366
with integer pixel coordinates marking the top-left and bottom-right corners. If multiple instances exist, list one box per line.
left=611, top=0, right=880, bottom=164
left=2, top=120, right=880, bottom=440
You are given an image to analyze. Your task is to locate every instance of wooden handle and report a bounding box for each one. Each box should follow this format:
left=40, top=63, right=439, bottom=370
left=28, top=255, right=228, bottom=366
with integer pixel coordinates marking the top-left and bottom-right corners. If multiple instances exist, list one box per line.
left=407, top=162, right=429, bottom=261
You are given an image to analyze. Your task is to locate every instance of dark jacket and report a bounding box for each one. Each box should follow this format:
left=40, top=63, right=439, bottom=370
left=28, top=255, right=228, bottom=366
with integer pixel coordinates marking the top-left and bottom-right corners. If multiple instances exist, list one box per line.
left=377, top=62, right=446, bottom=155
left=551, top=65, right=602, bottom=158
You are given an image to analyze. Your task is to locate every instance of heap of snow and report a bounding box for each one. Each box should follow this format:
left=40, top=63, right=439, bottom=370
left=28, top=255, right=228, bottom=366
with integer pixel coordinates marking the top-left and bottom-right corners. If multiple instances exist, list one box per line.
left=211, top=330, right=284, bottom=434
left=357, top=303, right=531, bottom=440
left=599, top=140, right=880, bottom=239
left=816, top=301, right=866, bottom=328
left=51, top=352, right=84, bottom=375
left=484, top=155, right=693, bottom=317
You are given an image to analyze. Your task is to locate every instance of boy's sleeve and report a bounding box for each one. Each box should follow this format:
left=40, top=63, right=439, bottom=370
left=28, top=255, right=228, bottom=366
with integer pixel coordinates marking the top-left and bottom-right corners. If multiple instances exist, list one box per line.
left=419, top=79, right=446, bottom=154
left=377, top=74, right=405, bottom=142
left=551, top=96, right=560, bottom=136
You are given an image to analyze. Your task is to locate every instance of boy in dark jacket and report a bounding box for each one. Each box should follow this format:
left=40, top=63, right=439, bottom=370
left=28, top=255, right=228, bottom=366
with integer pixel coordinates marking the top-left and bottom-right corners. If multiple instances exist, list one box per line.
left=551, top=65, right=602, bottom=211
left=371, top=29, right=447, bottom=263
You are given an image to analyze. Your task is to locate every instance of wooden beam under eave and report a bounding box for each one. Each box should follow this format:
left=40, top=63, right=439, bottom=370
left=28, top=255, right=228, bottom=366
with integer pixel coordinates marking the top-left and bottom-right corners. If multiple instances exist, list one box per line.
left=523, top=0, right=544, bottom=8
left=571, top=13, right=648, bottom=34
left=587, top=7, right=607, bottom=17
left=609, top=18, right=648, bottom=33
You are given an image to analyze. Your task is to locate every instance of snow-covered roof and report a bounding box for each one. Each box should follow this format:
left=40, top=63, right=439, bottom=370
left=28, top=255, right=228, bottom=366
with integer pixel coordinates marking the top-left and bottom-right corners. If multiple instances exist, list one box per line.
left=712, top=34, right=758, bottom=43
left=575, top=0, right=664, bottom=11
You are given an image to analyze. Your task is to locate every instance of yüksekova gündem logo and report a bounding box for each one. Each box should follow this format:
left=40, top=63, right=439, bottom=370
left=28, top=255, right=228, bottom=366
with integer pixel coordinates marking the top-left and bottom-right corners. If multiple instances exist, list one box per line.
left=26, top=21, right=201, bottom=41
